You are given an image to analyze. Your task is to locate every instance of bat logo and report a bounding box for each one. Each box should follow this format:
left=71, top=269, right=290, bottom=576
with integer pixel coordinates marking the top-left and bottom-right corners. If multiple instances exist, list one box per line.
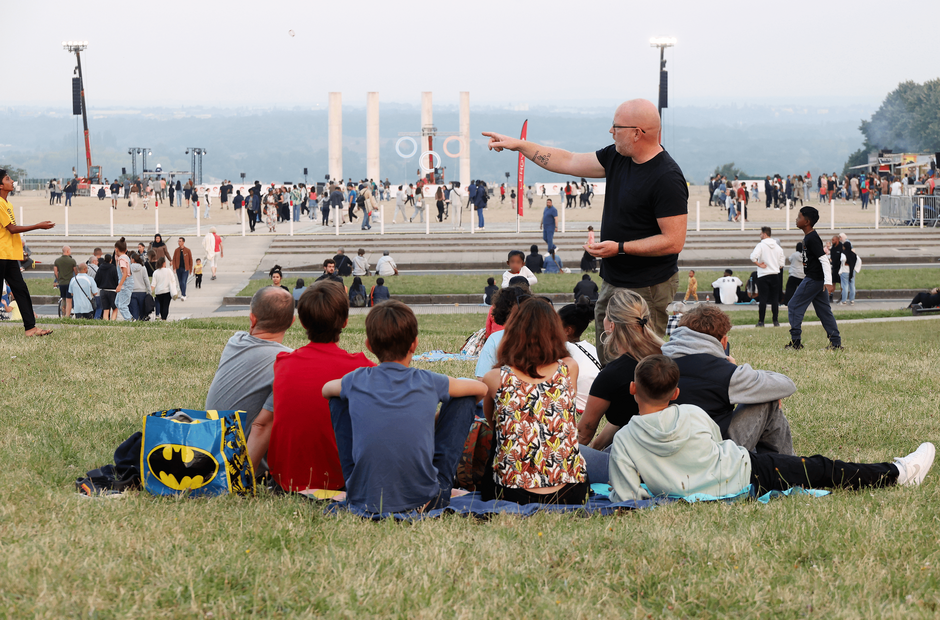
left=147, top=444, right=219, bottom=491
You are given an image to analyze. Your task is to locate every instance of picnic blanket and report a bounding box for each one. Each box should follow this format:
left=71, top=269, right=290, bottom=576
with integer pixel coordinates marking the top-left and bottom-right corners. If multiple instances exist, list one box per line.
left=321, top=485, right=829, bottom=522
left=412, top=350, right=478, bottom=362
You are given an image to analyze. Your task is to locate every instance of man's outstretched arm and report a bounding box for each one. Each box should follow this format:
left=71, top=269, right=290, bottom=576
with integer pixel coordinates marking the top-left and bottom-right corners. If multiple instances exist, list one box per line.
left=482, top=132, right=606, bottom=179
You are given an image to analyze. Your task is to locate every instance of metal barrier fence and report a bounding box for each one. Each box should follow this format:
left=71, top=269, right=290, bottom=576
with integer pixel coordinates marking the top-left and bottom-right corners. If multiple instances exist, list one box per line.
left=880, top=195, right=939, bottom=227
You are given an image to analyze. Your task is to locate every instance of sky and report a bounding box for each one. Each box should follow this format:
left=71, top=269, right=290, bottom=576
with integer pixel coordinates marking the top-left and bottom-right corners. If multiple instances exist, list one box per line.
left=4, top=0, right=937, bottom=111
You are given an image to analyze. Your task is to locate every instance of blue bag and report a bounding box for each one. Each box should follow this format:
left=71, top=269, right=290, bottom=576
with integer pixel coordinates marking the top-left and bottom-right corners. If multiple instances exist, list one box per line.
left=140, top=408, right=255, bottom=497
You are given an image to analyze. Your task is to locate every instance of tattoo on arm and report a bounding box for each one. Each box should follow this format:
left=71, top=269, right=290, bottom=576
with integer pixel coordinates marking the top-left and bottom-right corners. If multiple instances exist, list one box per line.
left=533, top=150, right=551, bottom=167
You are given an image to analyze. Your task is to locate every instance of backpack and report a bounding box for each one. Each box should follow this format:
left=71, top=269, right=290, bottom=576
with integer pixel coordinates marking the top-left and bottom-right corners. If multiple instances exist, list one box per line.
left=350, top=289, right=366, bottom=307
left=356, top=192, right=365, bottom=207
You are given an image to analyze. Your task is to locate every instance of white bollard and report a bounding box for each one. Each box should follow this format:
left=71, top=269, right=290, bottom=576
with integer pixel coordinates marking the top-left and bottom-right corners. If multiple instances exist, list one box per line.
left=740, top=201, right=745, bottom=232
left=289, top=203, right=294, bottom=237
left=241, top=207, right=246, bottom=237
left=875, top=199, right=880, bottom=230
left=830, top=199, right=834, bottom=230
left=920, top=198, right=924, bottom=229
left=154, top=204, right=159, bottom=236
left=335, top=207, right=339, bottom=236
left=426, top=207, right=430, bottom=235
left=695, top=200, right=700, bottom=232
left=471, top=205, right=475, bottom=235
left=19, top=207, right=23, bottom=230
left=380, top=204, right=385, bottom=235
left=109, top=205, right=114, bottom=237
left=65, top=205, right=69, bottom=237
left=196, top=203, right=201, bottom=238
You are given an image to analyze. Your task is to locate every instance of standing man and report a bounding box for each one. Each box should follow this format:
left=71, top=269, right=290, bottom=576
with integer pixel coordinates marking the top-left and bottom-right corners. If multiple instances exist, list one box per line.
left=785, top=207, right=841, bottom=350
left=526, top=185, right=534, bottom=210
left=750, top=227, right=786, bottom=327
left=219, top=180, right=230, bottom=211
left=483, top=98, right=688, bottom=359
left=53, top=245, right=77, bottom=317
left=0, top=169, right=55, bottom=336
left=540, top=199, right=558, bottom=253
left=203, top=227, right=223, bottom=281
left=173, top=237, right=194, bottom=301
left=392, top=185, right=408, bottom=224
left=109, top=179, right=121, bottom=210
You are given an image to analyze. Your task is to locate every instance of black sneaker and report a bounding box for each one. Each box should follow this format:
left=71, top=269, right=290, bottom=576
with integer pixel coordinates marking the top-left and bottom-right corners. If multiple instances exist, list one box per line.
left=773, top=321, right=781, bottom=327
left=784, top=340, right=803, bottom=350
left=756, top=322, right=764, bottom=328
left=826, top=343, right=845, bottom=351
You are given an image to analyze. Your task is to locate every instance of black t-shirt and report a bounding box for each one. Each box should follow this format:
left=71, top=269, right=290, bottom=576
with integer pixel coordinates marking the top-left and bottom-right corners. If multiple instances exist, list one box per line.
left=316, top=273, right=344, bottom=285
left=802, top=230, right=826, bottom=281
left=588, top=354, right=640, bottom=427
left=574, top=279, right=599, bottom=301
left=525, top=253, right=543, bottom=274
left=484, top=285, right=499, bottom=305
left=595, top=146, right=688, bottom=288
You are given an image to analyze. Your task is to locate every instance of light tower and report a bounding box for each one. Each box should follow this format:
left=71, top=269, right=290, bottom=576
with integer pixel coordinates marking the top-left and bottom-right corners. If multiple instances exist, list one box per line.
left=128, top=147, right=151, bottom=178
left=650, top=37, right=676, bottom=142
left=185, top=148, right=207, bottom=185
left=62, top=40, right=99, bottom=182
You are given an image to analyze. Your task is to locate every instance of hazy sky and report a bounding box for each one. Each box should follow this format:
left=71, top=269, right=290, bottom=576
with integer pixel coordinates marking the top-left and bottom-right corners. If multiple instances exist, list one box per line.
left=4, top=0, right=937, bottom=109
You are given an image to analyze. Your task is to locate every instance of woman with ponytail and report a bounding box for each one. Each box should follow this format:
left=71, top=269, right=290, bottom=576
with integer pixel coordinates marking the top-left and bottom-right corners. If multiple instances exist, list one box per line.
left=576, top=288, right=663, bottom=450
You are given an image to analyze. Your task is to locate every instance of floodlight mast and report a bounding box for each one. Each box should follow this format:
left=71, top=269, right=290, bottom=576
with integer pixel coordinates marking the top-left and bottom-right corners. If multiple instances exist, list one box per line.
left=62, top=41, right=98, bottom=183
left=649, top=37, right=676, bottom=143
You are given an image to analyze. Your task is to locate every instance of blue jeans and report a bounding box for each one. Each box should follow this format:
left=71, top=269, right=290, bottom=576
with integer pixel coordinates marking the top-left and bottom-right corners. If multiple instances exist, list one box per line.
left=329, top=395, right=476, bottom=511
left=176, top=268, right=188, bottom=297
left=64, top=191, right=73, bottom=206
left=543, top=227, right=555, bottom=252
left=115, top=283, right=133, bottom=320
left=579, top=445, right=610, bottom=484
left=728, top=202, right=737, bottom=221
left=204, top=201, right=211, bottom=219
left=839, top=272, right=856, bottom=302
left=787, top=277, right=840, bottom=345
left=477, top=208, right=485, bottom=228
left=292, top=205, right=300, bottom=222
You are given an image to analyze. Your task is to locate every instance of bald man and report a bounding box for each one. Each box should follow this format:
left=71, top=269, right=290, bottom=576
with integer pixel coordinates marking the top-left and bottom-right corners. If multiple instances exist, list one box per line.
left=484, top=99, right=688, bottom=362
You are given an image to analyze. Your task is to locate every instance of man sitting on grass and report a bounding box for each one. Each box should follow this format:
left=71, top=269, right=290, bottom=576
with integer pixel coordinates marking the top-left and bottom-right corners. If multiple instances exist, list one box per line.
left=206, top=287, right=294, bottom=473
left=661, top=304, right=796, bottom=455
left=323, top=300, right=487, bottom=514
left=609, top=355, right=934, bottom=501
left=248, top=281, right=374, bottom=492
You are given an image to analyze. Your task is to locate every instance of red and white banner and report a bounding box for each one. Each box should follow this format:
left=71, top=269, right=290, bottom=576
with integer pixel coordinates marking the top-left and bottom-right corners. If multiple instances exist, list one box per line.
left=517, top=119, right=527, bottom=216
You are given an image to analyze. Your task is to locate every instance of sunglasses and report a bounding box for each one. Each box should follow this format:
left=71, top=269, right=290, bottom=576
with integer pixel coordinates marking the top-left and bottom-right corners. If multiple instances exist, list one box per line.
left=611, top=124, right=646, bottom=133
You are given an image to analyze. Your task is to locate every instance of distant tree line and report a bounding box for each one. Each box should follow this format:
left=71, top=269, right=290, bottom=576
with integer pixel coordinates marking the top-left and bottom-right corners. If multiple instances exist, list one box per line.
left=843, top=79, right=940, bottom=175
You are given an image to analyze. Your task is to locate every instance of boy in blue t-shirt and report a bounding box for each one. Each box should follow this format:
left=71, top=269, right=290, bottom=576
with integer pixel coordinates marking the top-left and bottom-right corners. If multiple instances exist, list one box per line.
left=323, top=300, right=487, bottom=514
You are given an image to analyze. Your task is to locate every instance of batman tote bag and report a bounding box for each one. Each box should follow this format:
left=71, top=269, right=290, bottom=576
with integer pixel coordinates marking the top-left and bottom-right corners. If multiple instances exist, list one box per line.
left=141, top=409, right=255, bottom=497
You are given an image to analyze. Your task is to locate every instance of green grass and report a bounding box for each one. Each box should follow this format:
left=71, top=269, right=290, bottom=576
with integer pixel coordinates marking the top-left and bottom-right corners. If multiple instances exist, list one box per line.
left=1, top=316, right=939, bottom=617
left=231, top=268, right=940, bottom=297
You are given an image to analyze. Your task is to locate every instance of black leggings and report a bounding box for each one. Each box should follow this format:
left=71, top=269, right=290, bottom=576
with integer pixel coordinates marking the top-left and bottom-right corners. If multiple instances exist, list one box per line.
left=489, top=481, right=588, bottom=505
left=756, top=274, right=780, bottom=323
left=749, top=452, right=897, bottom=495
left=909, top=292, right=940, bottom=308
left=1, top=259, right=36, bottom=331
left=783, top=276, right=803, bottom=305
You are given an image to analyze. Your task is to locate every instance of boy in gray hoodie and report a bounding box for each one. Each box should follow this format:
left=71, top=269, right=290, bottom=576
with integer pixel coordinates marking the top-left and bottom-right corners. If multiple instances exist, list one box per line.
left=661, top=304, right=796, bottom=455
left=608, top=355, right=934, bottom=501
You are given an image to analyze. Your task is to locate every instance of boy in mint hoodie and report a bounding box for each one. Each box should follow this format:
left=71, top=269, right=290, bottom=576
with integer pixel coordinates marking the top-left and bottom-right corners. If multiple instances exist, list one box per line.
left=608, top=355, right=934, bottom=502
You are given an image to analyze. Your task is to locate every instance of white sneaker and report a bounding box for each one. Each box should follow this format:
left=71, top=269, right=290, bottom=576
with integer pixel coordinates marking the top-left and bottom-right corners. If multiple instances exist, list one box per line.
left=894, top=442, right=935, bottom=486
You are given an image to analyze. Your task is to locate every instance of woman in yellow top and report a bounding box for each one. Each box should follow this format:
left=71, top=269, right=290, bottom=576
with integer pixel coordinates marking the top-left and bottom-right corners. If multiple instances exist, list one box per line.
left=0, top=169, right=55, bottom=336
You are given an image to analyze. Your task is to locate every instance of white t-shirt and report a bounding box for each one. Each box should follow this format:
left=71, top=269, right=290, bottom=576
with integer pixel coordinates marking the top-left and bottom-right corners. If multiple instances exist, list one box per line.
left=375, top=255, right=397, bottom=276
left=565, top=340, right=601, bottom=412
left=890, top=181, right=902, bottom=196
left=712, top=276, right=743, bottom=305
left=501, top=266, right=538, bottom=288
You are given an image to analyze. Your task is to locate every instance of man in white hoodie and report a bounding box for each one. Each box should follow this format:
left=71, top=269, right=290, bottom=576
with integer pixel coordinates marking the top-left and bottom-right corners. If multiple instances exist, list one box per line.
left=750, top=226, right=786, bottom=327
left=608, top=355, right=935, bottom=502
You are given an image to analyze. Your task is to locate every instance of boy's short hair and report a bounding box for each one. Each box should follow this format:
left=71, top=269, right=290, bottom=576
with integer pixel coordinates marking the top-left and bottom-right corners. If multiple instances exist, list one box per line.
left=677, top=304, right=732, bottom=341
left=800, top=206, right=820, bottom=226
left=365, top=300, right=418, bottom=362
left=323, top=258, right=335, bottom=268
left=487, top=277, right=495, bottom=286
left=634, top=355, right=680, bottom=401
left=507, top=276, right=530, bottom=292
left=297, top=281, right=348, bottom=343
left=507, top=250, right=525, bottom=262
left=530, top=244, right=538, bottom=253
left=796, top=241, right=803, bottom=252
left=723, top=269, right=733, bottom=276
left=376, top=277, right=385, bottom=286
left=761, top=226, right=772, bottom=236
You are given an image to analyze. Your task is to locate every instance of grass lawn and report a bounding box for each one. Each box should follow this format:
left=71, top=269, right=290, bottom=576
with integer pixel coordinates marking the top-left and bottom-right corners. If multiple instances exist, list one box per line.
left=1, top=315, right=939, bottom=617
left=231, top=268, right=940, bottom=297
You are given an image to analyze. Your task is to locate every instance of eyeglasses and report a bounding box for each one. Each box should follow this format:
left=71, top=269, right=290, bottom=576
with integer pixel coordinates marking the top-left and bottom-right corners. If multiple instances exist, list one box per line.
left=611, top=124, right=646, bottom=133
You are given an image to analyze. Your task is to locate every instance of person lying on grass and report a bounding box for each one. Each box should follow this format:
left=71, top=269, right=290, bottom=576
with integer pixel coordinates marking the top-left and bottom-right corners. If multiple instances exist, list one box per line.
left=608, top=355, right=935, bottom=502
left=662, top=304, right=796, bottom=455
left=323, top=300, right=487, bottom=514
left=250, top=281, right=374, bottom=492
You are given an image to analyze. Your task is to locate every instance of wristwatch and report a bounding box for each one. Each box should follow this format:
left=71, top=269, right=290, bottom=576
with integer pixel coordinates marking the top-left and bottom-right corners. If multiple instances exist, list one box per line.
left=618, top=241, right=625, bottom=255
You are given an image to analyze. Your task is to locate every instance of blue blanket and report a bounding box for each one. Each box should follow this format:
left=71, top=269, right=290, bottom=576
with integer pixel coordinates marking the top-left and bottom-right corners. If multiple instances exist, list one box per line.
left=324, top=485, right=828, bottom=521
left=412, top=350, right=478, bottom=362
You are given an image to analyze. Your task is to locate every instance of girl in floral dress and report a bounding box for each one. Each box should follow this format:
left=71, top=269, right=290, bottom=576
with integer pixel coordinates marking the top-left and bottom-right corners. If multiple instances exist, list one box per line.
left=480, top=297, right=588, bottom=505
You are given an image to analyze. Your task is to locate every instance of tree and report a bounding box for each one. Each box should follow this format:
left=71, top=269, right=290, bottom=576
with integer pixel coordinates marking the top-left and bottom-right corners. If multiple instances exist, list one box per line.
left=712, top=162, right=749, bottom=179
left=0, top=165, right=27, bottom=181
left=846, top=79, right=940, bottom=174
